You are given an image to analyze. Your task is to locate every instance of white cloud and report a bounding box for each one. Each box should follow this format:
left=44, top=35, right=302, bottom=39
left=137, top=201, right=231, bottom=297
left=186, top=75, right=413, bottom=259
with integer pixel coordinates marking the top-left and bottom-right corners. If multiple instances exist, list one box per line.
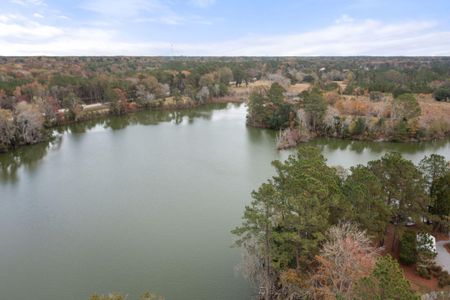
left=80, top=0, right=212, bottom=25
left=190, top=0, right=216, bottom=7
left=33, top=12, right=44, bottom=18
left=335, top=14, right=354, bottom=24
left=10, top=0, right=46, bottom=6
left=0, top=16, right=449, bottom=56
left=82, top=0, right=163, bottom=18
left=0, top=14, right=62, bottom=40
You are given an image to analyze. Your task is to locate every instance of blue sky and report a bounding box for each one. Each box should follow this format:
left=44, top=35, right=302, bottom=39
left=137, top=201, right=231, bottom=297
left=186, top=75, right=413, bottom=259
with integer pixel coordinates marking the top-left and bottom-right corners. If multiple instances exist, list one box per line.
left=1, top=0, right=450, bottom=55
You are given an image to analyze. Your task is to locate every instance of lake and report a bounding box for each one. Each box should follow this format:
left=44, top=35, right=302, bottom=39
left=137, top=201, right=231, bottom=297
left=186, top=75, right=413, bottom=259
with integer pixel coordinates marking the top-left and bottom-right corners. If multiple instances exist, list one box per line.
left=0, top=103, right=449, bottom=300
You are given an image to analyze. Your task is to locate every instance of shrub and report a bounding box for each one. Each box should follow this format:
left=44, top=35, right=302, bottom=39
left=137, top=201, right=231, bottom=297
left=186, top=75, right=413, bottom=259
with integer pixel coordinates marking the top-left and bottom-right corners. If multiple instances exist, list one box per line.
left=429, top=263, right=443, bottom=277
left=433, top=87, right=450, bottom=102
left=369, top=91, right=384, bottom=102
left=303, top=74, right=315, bottom=83
left=392, top=87, right=411, bottom=98
left=399, top=231, right=417, bottom=265
left=430, top=264, right=442, bottom=272
left=438, top=271, right=450, bottom=288
left=416, top=265, right=431, bottom=279
left=351, top=117, right=366, bottom=136
left=322, top=82, right=339, bottom=91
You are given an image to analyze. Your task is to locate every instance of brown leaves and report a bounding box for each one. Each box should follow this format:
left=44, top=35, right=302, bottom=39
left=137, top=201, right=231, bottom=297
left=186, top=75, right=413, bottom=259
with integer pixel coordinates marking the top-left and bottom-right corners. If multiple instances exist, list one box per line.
left=309, top=223, right=379, bottom=299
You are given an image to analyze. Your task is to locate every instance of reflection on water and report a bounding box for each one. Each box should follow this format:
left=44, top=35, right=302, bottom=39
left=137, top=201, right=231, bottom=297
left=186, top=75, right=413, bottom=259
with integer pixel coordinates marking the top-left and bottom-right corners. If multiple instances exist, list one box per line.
left=55, top=103, right=226, bottom=134
left=0, top=137, right=62, bottom=184
left=0, top=102, right=449, bottom=185
left=309, top=138, right=450, bottom=155
left=0, top=104, right=230, bottom=184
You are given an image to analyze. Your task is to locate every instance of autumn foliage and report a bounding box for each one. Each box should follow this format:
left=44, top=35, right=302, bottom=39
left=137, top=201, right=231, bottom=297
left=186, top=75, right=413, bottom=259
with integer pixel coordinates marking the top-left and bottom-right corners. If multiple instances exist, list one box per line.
left=309, top=223, right=379, bottom=299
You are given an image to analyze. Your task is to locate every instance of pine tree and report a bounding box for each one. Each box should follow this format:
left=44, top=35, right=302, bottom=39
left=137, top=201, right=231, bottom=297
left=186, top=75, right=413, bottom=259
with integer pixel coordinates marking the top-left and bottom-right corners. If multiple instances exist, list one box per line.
left=354, top=255, right=419, bottom=300
left=270, top=146, right=345, bottom=271
left=369, top=152, right=429, bottom=251
left=343, top=165, right=391, bottom=244
left=232, top=183, right=278, bottom=300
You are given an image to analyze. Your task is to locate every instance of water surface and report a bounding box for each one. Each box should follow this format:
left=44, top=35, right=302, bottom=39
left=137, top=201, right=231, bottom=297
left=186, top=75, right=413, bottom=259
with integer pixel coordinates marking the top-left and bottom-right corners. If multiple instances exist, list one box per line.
left=0, top=103, right=449, bottom=300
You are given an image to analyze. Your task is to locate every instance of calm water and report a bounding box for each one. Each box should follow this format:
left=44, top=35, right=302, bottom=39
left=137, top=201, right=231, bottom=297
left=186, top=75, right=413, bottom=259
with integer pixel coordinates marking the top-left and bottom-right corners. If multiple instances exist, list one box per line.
left=0, top=103, right=449, bottom=300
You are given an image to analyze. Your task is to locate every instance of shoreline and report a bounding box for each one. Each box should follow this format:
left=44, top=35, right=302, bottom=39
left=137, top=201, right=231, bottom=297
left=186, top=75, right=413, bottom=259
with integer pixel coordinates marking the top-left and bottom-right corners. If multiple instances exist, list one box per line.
left=0, top=97, right=246, bottom=154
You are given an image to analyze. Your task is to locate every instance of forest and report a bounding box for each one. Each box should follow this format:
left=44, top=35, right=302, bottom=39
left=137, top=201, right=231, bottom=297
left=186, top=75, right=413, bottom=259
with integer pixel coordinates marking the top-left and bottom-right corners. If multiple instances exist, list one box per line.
left=1, top=56, right=450, bottom=152
left=233, top=148, right=450, bottom=300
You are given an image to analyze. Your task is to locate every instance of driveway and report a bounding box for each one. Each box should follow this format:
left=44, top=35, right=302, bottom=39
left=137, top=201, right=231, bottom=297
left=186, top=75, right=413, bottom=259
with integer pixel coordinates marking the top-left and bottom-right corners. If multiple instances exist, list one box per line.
left=435, top=241, right=450, bottom=273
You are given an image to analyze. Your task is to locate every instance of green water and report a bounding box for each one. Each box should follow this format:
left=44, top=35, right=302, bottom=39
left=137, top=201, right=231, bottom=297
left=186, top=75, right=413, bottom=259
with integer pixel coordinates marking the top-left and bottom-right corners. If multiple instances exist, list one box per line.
left=0, top=103, right=449, bottom=300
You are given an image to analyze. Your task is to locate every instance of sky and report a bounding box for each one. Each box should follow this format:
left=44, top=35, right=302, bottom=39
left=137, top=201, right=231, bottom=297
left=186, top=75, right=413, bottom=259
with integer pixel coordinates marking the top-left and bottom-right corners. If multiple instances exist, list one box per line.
left=1, top=0, right=450, bottom=56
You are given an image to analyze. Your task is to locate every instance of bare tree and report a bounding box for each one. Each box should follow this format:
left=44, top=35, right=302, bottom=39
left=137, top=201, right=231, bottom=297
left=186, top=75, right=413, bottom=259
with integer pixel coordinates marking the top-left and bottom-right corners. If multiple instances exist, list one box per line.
left=196, top=86, right=210, bottom=103
left=309, top=223, right=379, bottom=299
left=0, top=108, right=16, bottom=151
left=14, top=102, right=45, bottom=145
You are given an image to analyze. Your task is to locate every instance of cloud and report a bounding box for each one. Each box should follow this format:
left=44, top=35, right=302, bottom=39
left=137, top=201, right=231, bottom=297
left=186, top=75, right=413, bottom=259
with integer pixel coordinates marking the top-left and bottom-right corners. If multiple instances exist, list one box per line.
left=10, top=0, right=46, bottom=6
left=335, top=14, right=354, bottom=24
left=0, top=16, right=449, bottom=56
left=81, top=0, right=213, bottom=25
left=81, top=0, right=164, bottom=18
left=33, top=12, right=44, bottom=18
left=0, top=14, right=62, bottom=40
left=190, top=0, right=216, bottom=7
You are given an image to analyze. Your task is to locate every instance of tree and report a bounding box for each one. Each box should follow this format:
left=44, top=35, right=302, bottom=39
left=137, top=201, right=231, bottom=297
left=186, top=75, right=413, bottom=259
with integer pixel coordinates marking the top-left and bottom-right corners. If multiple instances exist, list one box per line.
left=196, top=86, right=209, bottom=103
left=343, top=165, right=391, bottom=244
left=0, top=109, right=16, bottom=151
left=369, top=152, right=429, bottom=251
left=350, top=117, right=366, bottom=136
left=14, top=102, right=45, bottom=145
left=430, top=172, right=450, bottom=232
left=232, top=183, right=278, bottom=300
left=267, top=82, right=285, bottom=105
left=399, top=231, right=417, bottom=265
left=392, top=93, right=421, bottom=121
left=419, top=154, right=449, bottom=195
left=247, top=84, right=294, bottom=130
left=34, top=96, right=59, bottom=125
left=354, top=255, right=419, bottom=300
left=232, top=67, right=248, bottom=87
left=302, top=89, right=327, bottom=131
left=198, top=73, right=215, bottom=88
left=419, top=154, right=449, bottom=231
left=309, top=223, right=379, bottom=299
left=233, top=147, right=348, bottom=298
left=268, top=102, right=293, bottom=130
left=266, top=83, right=292, bottom=129
left=433, top=86, right=450, bottom=101
left=62, top=92, right=84, bottom=121
left=143, top=75, right=165, bottom=98
left=270, top=146, right=345, bottom=272
left=217, top=67, right=233, bottom=85
left=247, top=87, right=269, bottom=127
left=109, top=88, right=128, bottom=115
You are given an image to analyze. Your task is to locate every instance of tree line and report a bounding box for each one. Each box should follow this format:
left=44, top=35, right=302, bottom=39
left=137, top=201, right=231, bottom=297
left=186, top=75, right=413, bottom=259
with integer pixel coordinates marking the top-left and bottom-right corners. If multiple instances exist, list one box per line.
left=1, top=56, right=450, bottom=152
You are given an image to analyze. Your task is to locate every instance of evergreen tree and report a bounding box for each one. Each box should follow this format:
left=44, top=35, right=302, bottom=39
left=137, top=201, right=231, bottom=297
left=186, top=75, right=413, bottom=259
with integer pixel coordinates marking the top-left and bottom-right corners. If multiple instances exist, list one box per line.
left=419, top=154, right=449, bottom=195
left=354, top=255, right=419, bottom=300
left=369, top=152, right=429, bottom=251
left=430, top=172, right=450, bottom=232
left=270, top=146, right=345, bottom=271
left=232, top=183, right=279, bottom=300
left=267, top=82, right=285, bottom=105
left=302, top=89, right=327, bottom=131
left=344, top=165, right=391, bottom=244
